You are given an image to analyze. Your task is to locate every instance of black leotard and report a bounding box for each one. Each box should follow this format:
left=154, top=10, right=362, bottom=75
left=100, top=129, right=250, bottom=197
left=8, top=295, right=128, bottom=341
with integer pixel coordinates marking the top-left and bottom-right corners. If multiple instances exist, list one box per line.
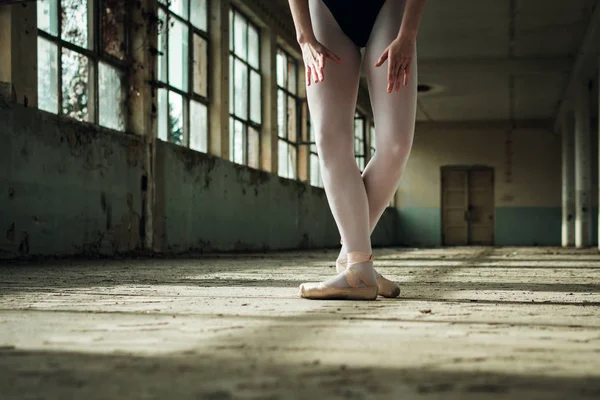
left=321, top=0, right=387, bottom=47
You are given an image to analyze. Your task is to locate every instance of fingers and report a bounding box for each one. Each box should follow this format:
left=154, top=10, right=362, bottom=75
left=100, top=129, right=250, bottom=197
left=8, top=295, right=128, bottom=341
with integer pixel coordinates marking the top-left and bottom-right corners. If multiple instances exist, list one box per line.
left=404, top=62, right=412, bottom=87
left=388, top=58, right=412, bottom=93
left=317, top=55, right=325, bottom=82
left=312, top=63, right=319, bottom=84
left=325, top=48, right=342, bottom=64
left=375, top=49, right=389, bottom=67
left=387, top=58, right=394, bottom=93
left=306, top=65, right=312, bottom=86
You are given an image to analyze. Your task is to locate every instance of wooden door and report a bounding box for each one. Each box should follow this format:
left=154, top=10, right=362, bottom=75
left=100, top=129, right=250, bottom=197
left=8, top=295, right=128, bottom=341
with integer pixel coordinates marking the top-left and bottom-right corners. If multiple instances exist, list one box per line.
left=442, top=167, right=494, bottom=245
left=442, top=168, right=469, bottom=245
left=468, top=169, right=495, bottom=245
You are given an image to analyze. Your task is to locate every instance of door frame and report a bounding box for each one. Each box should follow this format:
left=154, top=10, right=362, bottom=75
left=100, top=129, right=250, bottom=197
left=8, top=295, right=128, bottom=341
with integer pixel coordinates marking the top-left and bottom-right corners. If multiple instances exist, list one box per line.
left=440, top=165, right=496, bottom=246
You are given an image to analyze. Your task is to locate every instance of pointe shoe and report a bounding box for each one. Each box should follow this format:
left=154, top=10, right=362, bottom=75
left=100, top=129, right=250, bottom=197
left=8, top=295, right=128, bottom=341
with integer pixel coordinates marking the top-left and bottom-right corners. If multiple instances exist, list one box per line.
left=337, top=239, right=401, bottom=298
left=300, top=251, right=378, bottom=300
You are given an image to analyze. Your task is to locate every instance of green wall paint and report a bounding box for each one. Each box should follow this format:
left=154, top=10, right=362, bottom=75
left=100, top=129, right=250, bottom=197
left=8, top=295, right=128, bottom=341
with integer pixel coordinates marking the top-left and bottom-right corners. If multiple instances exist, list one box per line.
left=495, top=207, right=561, bottom=246
left=396, top=207, right=441, bottom=247
left=394, top=206, right=595, bottom=247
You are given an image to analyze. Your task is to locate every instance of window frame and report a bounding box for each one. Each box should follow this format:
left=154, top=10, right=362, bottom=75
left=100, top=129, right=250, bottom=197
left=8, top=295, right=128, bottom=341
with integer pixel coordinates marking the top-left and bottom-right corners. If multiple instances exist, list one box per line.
left=156, top=0, right=211, bottom=150
left=354, top=111, right=367, bottom=171
left=305, top=109, right=323, bottom=188
left=276, top=47, right=300, bottom=180
left=228, top=6, right=262, bottom=167
left=37, top=0, right=130, bottom=128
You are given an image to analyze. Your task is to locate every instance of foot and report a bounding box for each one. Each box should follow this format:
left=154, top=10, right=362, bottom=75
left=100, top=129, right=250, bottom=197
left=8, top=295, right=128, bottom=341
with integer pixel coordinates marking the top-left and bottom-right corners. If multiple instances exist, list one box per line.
left=336, top=248, right=401, bottom=298
left=300, top=251, right=378, bottom=300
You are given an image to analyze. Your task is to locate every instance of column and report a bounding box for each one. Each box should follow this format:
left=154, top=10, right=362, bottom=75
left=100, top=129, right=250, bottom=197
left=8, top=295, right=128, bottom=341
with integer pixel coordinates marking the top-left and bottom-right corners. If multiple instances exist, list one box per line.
left=208, top=0, right=230, bottom=159
left=0, top=3, right=37, bottom=107
left=574, top=80, right=592, bottom=248
left=260, top=27, right=278, bottom=174
left=129, top=0, right=158, bottom=250
left=561, top=113, right=575, bottom=247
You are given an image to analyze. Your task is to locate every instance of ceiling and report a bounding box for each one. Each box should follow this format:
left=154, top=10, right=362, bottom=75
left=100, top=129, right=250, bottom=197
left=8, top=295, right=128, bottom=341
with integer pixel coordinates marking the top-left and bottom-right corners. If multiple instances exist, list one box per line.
left=272, top=0, right=598, bottom=123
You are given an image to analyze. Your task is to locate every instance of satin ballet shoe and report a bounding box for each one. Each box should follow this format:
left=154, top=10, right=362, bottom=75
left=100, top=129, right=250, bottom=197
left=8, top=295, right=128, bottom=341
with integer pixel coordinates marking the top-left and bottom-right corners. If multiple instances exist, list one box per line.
left=338, top=239, right=401, bottom=298
left=300, top=251, right=378, bottom=300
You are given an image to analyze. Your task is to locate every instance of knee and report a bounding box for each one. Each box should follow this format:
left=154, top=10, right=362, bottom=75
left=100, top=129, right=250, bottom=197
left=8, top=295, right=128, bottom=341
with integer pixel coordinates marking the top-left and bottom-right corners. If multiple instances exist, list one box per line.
left=377, top=136, right=413, bottom=162
left=314, top=125, right=352, bottom=157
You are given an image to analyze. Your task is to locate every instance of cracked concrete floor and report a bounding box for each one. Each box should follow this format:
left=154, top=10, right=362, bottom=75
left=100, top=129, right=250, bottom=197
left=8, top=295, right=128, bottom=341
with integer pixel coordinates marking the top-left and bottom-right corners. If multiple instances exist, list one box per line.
left=1, top=246, right=600, bottom=399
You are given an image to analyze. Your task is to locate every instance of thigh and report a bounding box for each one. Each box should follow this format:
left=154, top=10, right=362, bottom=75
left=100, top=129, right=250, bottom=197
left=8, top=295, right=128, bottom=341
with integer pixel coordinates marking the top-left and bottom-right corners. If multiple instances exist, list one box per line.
left=306, top=0, right=362, bottom=138
left=363, top=0, right=417, bottom=148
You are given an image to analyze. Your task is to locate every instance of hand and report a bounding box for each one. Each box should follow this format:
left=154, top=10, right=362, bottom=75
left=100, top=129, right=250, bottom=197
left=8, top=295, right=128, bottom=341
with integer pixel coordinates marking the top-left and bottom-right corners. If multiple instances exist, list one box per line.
left=375, top=35, right=416, bottom=93
left=299, top=37, right=342, bottom=86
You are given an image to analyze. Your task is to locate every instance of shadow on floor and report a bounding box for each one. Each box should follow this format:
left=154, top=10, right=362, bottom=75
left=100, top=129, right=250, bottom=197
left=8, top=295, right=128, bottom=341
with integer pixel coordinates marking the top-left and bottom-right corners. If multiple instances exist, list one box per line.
left=1, top=347, right=599, bottom=400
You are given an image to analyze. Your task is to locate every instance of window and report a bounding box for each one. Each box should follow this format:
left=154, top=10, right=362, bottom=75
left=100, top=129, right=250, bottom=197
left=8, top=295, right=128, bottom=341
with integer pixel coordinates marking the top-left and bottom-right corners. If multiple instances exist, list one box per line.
left=370, top=122, right=376, bottom=157
left=157, top=0, right=209, bottom=152
left=229, top=8, right=261, bottom=168
left=354, top=112, right=366, bottom=171
left=37, top=0, right=127, bottom=131
left=276, top=48, right=299, bottom=179
left=308, top=115, right=323, bottom=188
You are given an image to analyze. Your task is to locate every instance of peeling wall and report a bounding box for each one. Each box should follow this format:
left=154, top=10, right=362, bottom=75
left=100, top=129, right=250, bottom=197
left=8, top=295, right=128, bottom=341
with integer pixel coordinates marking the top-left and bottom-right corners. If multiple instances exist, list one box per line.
left=0, top=104, right=400, bottom=258
left=153, top=141, right=399, bottom=253
left=0, top=103, right=144, bottom=257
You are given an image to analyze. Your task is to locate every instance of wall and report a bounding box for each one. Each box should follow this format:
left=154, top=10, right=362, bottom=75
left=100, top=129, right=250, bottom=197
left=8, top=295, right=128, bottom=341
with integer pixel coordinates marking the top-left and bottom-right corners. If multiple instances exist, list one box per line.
left=0, top=103, right=145, bottom=257
left=396, top=123, right=565, bottom=246
left=0, top=102, right=400, bottom=258
left=152, top=141, right=398, bottom=253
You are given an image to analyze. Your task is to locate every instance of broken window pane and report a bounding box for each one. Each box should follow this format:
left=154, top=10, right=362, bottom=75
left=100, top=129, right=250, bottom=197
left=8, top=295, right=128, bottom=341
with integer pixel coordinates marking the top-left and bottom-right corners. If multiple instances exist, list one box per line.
left=37, top=37, right=58, bottom=113
left=102, top=0, right=126, bottom=60
left=99, top=62, right=126, bottom=131
left=248, top=25, right=259, bottom=69
left=230, top=119, right=244, bottom=165
left=193, top=34, right=208, bottom=97
left=229, top=55, right=234, bottom=114
left=37, top=0, right=58, bottom=35
left=233, top=58, right=248, bottom=119
left=229, top=10, right=234, bottom=51
left=370, top=125, right=376, bottom=156
left=169, top=0, right=189, bottom=19
left=157, top=9, right=168, bottom=83
left=168, top=91, right=184, bottom=145
left=287, top=95, right=296, bottom=142
left=277, top=89, right=285, bottom=138
left=233, top=12, right=247, bottom=60
left=278, top=140, right=288, bottom=178
left=190, top=100, right=207, bottom=153
left=248, top=127, right=260, bottom=169
left=288, top=144, right=297, bottom=179
left=61, top=0, right=88, bottom=48
left=61, top=48, right=89, bottom=122
left=310, top=154, right=321, bottom=187
left=276, top=51, right=285, bottom=88
left=169, top=18, right=189, bottom=91
left=287, top=59, right=297, bottom=94
left=158, top=88, right=168, bottom=141
left=249, top=70, right=261, bottom=124
left=309, top=117, right=317, bottom=153
left=190, top=0, right=207, bottom=31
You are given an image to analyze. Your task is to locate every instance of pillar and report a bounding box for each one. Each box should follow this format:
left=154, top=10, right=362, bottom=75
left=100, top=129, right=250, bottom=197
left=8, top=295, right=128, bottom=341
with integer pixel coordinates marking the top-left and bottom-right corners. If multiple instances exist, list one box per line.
left=129, top=0, right=158, bottom=250
left=561, top=113, right=575, bottom=247
left=208, top=0, right=230, bottom=160
left=574, top=80, right=592, bottom=248
left=0, top=2, right=37, bottom=107
left=260, top=27, right=277, bottom=174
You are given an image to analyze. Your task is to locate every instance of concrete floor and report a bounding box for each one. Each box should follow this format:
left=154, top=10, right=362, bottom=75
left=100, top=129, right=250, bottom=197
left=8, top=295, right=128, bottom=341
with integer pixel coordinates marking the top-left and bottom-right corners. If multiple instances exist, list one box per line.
left=1, top=247, right=599, bottom=399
